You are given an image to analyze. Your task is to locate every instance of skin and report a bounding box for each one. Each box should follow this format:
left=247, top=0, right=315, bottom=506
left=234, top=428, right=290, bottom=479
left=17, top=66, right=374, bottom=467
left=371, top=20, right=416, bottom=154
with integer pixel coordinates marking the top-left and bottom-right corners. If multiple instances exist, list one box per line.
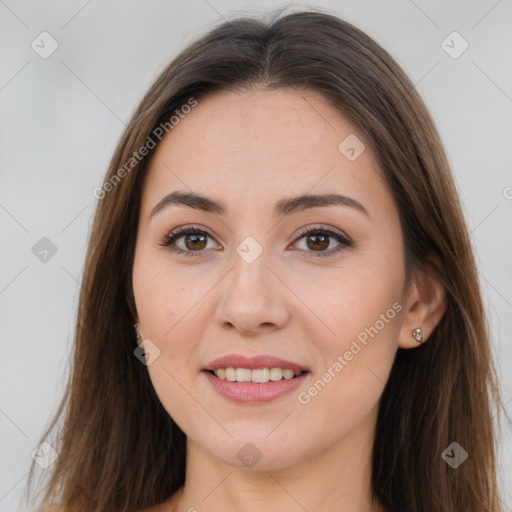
left=132, top=87, right=446, bottom=512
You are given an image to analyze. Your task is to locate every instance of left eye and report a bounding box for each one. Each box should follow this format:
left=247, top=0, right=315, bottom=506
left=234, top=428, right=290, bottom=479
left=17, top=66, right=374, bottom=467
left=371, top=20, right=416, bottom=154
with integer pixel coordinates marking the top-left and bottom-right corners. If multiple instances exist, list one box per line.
left=291, top=226, right=353, bottom=258
left=160, top=225, right=352, bottom=258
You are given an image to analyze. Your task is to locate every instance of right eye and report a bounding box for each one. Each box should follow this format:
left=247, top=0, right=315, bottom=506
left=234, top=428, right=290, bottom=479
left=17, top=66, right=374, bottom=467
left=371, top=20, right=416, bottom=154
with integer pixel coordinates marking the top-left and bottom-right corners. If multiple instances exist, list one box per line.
left=160, top=226, right=219, bottom=257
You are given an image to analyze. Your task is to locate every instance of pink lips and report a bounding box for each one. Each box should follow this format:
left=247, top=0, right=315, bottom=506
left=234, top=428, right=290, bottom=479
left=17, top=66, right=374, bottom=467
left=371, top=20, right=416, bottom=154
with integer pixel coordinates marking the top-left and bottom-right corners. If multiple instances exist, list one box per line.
left=203, top=371, right=308, bottom=403
left=203, top=353, right=310, bottom=403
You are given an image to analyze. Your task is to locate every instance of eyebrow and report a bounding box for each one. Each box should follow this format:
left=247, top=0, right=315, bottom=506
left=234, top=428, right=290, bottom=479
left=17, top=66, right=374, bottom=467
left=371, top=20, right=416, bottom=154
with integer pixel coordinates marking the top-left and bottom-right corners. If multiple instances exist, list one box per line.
left=149, top=190, right=369, bottom=220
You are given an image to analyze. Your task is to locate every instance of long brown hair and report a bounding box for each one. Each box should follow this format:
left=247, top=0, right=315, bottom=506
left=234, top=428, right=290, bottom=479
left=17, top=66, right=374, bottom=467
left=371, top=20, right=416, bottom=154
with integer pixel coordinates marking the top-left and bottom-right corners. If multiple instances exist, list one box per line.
left=25, top=6, right=505, bottom=512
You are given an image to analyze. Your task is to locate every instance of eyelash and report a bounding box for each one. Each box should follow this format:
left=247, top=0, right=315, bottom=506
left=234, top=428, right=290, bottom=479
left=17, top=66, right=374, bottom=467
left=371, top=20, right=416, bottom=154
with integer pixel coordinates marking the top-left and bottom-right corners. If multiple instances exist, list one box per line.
left=160, top=224, right=353, bottom=259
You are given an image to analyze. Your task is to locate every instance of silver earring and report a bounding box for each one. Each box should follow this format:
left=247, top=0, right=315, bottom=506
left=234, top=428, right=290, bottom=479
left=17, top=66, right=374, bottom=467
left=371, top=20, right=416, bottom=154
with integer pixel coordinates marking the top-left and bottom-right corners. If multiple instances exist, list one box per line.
left=134, top=323, right=141, bottom=340
left=412, top=328, right=423, bottom=343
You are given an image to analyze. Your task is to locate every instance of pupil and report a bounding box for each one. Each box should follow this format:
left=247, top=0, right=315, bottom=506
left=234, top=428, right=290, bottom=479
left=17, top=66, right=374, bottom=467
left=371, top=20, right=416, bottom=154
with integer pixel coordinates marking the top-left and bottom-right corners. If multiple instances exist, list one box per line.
left=186, top=233, right=206, bottom=250
left=308, top=234, right=328, bottom=251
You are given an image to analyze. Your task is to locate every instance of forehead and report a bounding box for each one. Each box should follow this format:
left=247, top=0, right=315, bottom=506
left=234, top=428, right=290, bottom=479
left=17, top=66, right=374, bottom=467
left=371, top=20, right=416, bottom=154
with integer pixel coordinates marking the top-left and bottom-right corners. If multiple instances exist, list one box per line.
left=140, top=87, right=393, bottom=221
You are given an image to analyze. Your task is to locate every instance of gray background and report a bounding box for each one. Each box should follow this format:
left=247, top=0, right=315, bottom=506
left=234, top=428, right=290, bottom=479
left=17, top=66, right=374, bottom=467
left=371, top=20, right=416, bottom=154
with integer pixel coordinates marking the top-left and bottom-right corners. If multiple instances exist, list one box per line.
left=1, top=1, right=511, bottom=511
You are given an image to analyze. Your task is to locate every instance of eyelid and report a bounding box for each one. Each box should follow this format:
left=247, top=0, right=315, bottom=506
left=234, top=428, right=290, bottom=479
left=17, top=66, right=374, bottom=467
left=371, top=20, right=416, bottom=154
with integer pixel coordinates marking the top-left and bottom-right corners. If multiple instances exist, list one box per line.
left=289, top=225, right=353, bottom=258
left=292, top=224, right=351, bottom=244
left=160, top=224, right=220, bottom=253
left=160, top=223, right=353, bottom=257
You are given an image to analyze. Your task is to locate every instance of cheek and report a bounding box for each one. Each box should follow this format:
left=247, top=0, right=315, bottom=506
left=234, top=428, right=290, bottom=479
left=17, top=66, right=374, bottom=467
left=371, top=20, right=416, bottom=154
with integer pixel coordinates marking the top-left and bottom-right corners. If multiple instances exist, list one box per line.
left=296, top=247, right=404, bottom=417
left=303, top=246, right=404, bottom=352
left=132, top=251, right=219, bottom=397
left=294, top=301, right=400, bottom=451
left=132, top=247, right=205, bottom=341
left=132, top=254, right=208, bottom=430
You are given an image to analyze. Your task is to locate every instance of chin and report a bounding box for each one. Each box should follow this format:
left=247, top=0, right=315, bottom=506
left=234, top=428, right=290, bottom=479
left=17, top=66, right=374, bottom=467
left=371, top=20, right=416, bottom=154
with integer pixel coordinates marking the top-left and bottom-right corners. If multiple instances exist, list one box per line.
left=205, top=435, right=307, bottom=471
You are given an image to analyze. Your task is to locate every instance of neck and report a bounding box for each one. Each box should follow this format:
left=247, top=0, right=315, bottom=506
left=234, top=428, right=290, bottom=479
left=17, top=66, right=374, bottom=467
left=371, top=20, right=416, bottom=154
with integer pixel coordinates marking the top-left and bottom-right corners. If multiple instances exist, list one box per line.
left=172, top=404, right=385, bottom=512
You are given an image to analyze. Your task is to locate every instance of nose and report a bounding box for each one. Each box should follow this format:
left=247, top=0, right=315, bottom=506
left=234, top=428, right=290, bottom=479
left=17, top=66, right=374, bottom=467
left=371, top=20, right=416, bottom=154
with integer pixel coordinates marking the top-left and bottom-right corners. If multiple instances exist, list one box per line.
left=214, top=246, right=291, bottom=336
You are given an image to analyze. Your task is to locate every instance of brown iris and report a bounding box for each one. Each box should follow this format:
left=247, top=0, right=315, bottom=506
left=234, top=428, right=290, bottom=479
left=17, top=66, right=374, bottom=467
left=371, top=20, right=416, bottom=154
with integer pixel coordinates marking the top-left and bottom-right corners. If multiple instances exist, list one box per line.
left=184, top=233, right=207, bottom=251
left=306, top=234, right=329, bottom=251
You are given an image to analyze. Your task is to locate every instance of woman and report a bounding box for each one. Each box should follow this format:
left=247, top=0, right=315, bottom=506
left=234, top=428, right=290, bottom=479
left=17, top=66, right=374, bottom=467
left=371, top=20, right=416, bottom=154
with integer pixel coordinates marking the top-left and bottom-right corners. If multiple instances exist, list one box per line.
left=26, top=7, right=504, bottom=512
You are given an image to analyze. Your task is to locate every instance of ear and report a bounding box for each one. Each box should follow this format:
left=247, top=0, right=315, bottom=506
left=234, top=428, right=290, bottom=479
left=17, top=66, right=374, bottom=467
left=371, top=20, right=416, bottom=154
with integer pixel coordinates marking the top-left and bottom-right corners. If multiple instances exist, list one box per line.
left=398, top=254, right=447, bottom=349
left=133, top=317, right=143, bottom=346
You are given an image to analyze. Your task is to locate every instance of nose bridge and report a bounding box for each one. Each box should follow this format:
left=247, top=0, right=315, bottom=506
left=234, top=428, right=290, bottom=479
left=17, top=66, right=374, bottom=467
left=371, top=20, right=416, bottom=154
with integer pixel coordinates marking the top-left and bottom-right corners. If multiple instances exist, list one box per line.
left=214, top=231, right=290, bottom=333
left=229, top=233, right=274, bottom=300
left=233, top=236, right=272, bottom=292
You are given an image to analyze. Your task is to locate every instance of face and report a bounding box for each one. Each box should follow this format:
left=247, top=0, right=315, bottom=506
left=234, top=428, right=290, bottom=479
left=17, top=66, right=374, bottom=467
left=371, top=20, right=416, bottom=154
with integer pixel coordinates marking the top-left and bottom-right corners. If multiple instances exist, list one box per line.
left=132, top=87, right=406, bottom=470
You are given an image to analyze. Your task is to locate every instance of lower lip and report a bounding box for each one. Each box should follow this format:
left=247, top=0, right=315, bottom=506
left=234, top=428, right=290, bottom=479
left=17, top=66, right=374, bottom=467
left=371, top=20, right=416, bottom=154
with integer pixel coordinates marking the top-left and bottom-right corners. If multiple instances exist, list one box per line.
left=203, top=370, right=308, bottom=403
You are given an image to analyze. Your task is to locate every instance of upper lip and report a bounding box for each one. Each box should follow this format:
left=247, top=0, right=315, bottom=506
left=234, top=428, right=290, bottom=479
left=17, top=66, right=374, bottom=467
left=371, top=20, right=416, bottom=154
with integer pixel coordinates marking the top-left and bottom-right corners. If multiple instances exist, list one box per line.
left=204, top=354, right=309, bottom=373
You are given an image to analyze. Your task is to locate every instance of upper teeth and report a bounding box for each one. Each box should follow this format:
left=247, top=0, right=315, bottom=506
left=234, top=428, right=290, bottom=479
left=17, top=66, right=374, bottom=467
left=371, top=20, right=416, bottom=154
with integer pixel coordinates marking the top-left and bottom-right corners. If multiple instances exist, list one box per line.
left=213, top=367, right=303, bottom=383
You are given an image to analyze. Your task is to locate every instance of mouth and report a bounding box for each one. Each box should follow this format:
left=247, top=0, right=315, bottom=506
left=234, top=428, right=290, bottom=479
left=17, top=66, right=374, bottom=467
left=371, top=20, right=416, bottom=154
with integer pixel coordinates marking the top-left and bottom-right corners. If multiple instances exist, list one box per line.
left=202, top=367, right=310, bottom=403
left=202, top=354, right=310, bottom=402
left=204, top=368, right=308, bottom=384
